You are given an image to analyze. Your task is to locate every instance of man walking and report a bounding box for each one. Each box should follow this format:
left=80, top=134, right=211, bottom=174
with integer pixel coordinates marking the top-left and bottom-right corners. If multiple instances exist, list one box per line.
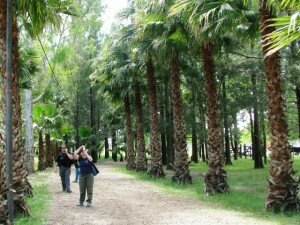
left=56, top=145, right=73, bottom=193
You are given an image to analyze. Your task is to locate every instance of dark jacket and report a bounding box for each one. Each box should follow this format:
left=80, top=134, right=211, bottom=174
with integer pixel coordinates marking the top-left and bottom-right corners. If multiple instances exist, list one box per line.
left=56, top=152, right=73, bottom=167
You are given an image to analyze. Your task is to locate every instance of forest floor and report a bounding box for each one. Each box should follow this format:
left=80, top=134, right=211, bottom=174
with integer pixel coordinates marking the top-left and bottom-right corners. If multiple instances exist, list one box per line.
left=45, top=161, right=275, bottom=225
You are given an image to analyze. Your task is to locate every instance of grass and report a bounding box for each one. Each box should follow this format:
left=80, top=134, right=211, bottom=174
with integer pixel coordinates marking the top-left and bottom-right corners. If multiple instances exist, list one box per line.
left=116, top=157, right=300, bottom=225
left=15, top=170, right=51, bottom=225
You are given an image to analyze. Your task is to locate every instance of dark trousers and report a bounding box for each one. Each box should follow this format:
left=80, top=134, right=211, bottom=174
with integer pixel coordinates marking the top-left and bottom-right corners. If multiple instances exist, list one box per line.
left=79, top=173, right=94, bottom=203
left=59, top=166, right=71, bottom=191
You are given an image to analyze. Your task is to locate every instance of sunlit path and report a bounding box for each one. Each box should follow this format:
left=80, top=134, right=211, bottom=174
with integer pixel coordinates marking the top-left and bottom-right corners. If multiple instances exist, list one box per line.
left=45, top=162, right=274, bottom=225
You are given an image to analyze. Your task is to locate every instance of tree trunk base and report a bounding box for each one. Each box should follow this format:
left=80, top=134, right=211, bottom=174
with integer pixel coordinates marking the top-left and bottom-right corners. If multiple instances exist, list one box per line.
left=148, top=164, right=165, bottom=178
left=265, top=175, right=300, bottom=212
left=126, top=162, right=136, bottom=170
left=136, top=163, right=147, bottom=172
left=204, top=168, right=229, bottom=195
left=172, top=168, right=192, bottom=185
left=0, top=194, right=30, bottom=224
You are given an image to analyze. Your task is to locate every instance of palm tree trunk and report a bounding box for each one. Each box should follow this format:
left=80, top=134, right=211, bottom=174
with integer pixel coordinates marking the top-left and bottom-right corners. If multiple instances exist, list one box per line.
left=251, top=72, right=264, bottom=169
left=135, top=83, right=147, bottom=172
left=111, top=130, right=117, bottom=162
left=45, top=133, right=54, bottom=167
left=105, top=136, right=109, bottom=159
left=164, top=76, right=174, bottom=170
left=0, top=2, right=31, bottom=220
left=222, top=75, right=232, bottom=165
left=146, top=56, right=165, bottom=178
left=296, top=86, right=300, bottom=139
left=191, top=85, right=198, bottom=163
left=38, top=130, right=46, bottom=170
left=124, top=94, right=136, bottom=170
left=90, top=85, right=97, bottom=162
left=170, top=57, right=192, bottom=185
left=259, top=0, right=299, bottom=211
left=201, top=43, right=229, bottom=194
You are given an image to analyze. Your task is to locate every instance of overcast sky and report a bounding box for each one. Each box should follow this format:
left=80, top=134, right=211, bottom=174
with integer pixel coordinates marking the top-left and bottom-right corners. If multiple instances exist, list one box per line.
left=101, top=0, right=129, bottom=33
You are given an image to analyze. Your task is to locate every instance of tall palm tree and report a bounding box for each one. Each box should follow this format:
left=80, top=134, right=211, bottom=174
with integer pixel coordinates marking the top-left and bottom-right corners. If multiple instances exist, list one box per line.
left=151, top=0, right=193, bottom=184
left=0, top=0, right=77, bottom=221
left=169, top=0, right=237, bottom=193
left=134, top=1, right=166, bottom=178
left=259, top=0, right=300, bottom=212
left=91, top=35, right=136, bottom=169
left=145, top=55, right=165, bottom=178
left=0, top=1, right=31, bottom=220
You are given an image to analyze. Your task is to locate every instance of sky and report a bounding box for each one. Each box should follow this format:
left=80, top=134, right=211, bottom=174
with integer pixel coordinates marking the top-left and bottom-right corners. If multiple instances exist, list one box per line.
left=101, top=0, right=129, bottom=33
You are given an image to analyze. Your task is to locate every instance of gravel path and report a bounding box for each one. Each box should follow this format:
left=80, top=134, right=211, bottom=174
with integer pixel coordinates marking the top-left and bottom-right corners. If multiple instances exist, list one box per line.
left=45, top=162, right=275, bottom=225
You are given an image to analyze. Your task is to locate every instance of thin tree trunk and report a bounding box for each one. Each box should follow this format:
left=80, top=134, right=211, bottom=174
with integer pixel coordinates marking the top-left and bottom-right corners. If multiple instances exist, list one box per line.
left=191, top=90, right=198, bottom=163
left=90, top=85, right=97, bottom=162
left=296, top=86, right=300, bottom=139
left=160, top=93, right=167, bottom=166
left=105, top=136, right=109, bottom=159
left=24, top=89, right=34, bottom=173
left=111, top=130, right=117, bottom=162
left=201, top=43, right=229, bottom=194
left=164, top=76, right=174, bottom=170
left=259, top=0, right=299, bottom=211
left=75, top=85, right=80, bottom=148
left=252, top=72, right=264, bottom=169
left=249, top=109, right=254, bottom=159
left=38, top=130, right=46, bottom=171
left=135, top=83, right=147, bottom=172
left=124, top=94, right=136, bottom=170
left=222, top=75, right=232, bottom=165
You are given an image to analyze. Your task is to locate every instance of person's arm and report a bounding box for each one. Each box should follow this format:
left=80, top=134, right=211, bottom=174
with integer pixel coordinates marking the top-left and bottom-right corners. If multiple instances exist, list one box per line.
left=86, top=152, right=93, bottom=162
left=73, top=145, right=84, bottom=160
left=65, top=149, right=73, bottom=160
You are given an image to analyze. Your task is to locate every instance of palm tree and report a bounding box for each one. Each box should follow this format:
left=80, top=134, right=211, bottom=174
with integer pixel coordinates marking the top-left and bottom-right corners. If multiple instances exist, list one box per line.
left=134, top=81, right=147, bottom=172
left=169, top=0, right=236, bottom=193
left=0, top=2, right=32, bottom=220
left=145, top=55, right=165, bottom=178
left=134, top=1, right=166, bottom=177
left=259, top=0, right=300, bottom=212
left=91, top=35, right=136, bottom=169
left=144, top=0, right=193, bottom=184
left=0, top=0, right=77, bottom=220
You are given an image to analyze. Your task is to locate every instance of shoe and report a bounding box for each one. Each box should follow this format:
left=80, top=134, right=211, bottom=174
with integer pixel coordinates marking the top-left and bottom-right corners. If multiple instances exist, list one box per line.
left=72, top=180, right=78, bottom=183
left=62, top=188, right=66, bottom=192
left=86, top=202, right=92, bottom=207
left=77, top=202, right=84, bottom=207
left=66, top=189, right=72, bottom=193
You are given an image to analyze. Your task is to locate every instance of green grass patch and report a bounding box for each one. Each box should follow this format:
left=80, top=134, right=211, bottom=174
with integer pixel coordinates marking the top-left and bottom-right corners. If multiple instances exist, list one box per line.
left=116, top=157, right=300, bottom=225
left=15, top=170, right=51, bottom=225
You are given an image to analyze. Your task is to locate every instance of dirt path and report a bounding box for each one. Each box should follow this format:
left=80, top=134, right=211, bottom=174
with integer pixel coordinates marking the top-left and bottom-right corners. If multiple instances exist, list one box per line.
left=45, top=162, right=274, bottom=225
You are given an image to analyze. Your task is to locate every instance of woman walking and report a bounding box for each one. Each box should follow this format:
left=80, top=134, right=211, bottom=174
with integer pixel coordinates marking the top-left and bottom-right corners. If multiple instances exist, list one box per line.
left=73, top=145, right=94, bottom=207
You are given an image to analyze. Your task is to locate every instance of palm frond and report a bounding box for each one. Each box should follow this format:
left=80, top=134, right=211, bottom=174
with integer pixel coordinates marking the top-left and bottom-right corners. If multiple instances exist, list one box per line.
left=265, top=12, right=300, bottom=56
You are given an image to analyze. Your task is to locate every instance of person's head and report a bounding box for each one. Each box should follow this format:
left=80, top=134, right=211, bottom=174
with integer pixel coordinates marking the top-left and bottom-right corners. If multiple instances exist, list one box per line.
left=79, top=147, right=88, bottom=156
left=61, top=145, right=67, bottom=153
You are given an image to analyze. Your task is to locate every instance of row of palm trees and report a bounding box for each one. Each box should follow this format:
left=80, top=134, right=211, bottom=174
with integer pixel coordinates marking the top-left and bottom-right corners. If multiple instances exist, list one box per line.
left=92, top=0, right=299, bottom=212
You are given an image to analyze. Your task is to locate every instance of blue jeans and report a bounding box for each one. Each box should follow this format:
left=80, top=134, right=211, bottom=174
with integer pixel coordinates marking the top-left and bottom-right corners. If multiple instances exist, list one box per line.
left=74, top=167, right=79, bottom=182
left=59, top=166, right=71, bottom=191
